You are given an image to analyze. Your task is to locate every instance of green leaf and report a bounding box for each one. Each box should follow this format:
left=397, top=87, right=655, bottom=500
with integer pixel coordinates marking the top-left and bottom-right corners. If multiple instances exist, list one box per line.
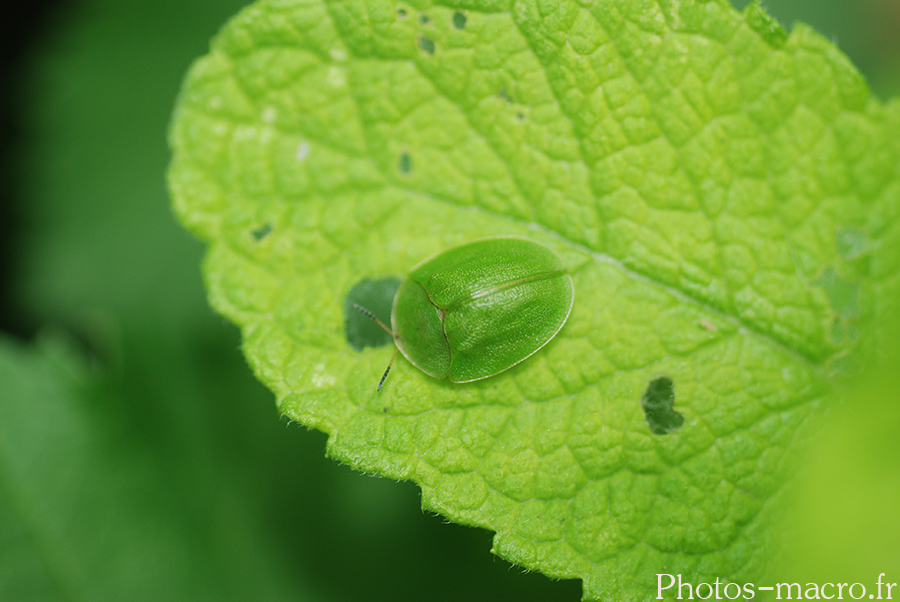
left=168, top=0, right=900, bottom=598
left=0, top=333, right=330, bottom=601
left=779, top=347, right=900, bottom=586
left=10, top=0, right=583, bottom=598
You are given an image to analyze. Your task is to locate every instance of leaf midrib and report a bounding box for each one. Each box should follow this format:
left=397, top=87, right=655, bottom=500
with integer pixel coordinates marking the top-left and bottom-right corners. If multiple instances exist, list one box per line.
left=303, top=1, right=832, bottom=370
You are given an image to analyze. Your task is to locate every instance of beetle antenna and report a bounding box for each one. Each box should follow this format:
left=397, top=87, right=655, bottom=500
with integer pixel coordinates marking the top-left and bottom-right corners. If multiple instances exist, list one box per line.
left=377, top=348, right=399, bottom=391
left=352, top=303, right=394, bottom=336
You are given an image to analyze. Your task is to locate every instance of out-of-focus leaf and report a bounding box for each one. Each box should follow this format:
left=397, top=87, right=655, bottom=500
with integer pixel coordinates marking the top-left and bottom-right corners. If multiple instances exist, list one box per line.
left=0, top=334, right=311, bottom=601
left=775, top=315, right=900, bottom=589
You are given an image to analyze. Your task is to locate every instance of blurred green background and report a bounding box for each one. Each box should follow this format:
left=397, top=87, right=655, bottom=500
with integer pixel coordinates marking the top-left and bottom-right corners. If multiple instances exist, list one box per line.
left=1, top=0, right=897, bottom=600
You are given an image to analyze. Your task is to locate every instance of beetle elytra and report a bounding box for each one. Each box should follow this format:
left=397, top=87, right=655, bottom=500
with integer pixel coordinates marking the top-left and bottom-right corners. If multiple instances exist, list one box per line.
left=353, top=237, right=574, bottom=390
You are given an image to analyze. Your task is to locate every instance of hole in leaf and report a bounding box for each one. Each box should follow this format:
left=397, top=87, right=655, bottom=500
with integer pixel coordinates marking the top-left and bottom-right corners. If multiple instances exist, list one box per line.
left=418, top=36, right=435, bottom=54
left=817, top=268, right=860, bottom=320
left=419, top=14, right=429, bottom=25
left=398, top=152, right=412, bottom=174
left=640, top=376, right=684, bottom=435
left=829, top=354, right=862, bottom=377
left=250, top=223, right=273, bottom=241
left=452, top=11, right=467, bottom=29
left=396, top=7, right=407, bottom=18
left=345, top=277, right=402, bottom=351
left=830, top=319, right=844, bottom=345
left=836, top=228, right=867, bottom=260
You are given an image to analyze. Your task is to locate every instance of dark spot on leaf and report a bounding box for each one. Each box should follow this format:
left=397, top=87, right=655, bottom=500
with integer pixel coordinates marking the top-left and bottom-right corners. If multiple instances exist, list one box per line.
left=817, top=268, right=860, bottom=320
left=418, top=36, right=435, bottom=54
left=250, top=223, right=273, bottom=241
left=829, top=354, right=862, bottom=377
left=830, top=319, right=860, bottom=346
left=830, top=319, right=844, bottom=345
left=498, top=86, right=512, bottom=103
left=396, top=7, right=407, bottom=18
left=398, top=152, right=412, bottom=174
left=345, top=277, right=402, bottom=351
left=419, top=14, right=429, bottom=25
left=640, top=376, right=683, bottom=435
left=452, top=11, right=467, bottom=29
left=516, top=111, right=525, bottom=121
left=836, top=228, right=867, bottom=260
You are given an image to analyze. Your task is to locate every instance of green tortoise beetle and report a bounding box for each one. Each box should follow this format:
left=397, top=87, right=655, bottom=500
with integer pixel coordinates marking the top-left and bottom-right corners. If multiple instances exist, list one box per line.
left=353, top=237, right=574, bottom=390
